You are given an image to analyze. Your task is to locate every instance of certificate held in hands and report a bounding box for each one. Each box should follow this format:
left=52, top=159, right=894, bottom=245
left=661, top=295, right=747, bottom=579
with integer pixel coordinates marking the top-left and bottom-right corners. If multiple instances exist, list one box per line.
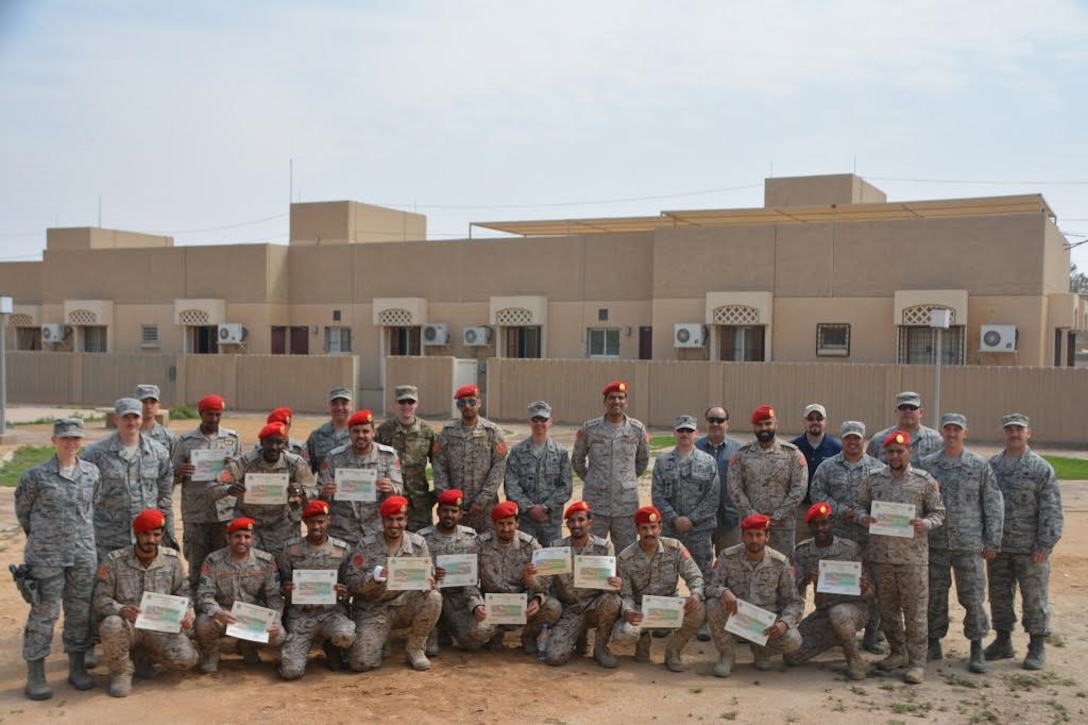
left=723, top=599, right=778, bottom=647
left=870, top=500, right=916, bottom=539
left=817, top=560, right=862, bottom=596
left=485, top=593, right=527, bottom=625
left=292, top=569, right=338, bottom=605
left=189, top=448, right=228, bottom=482
left=573, top=555, right=617, bottom=590
left=386, top=557, right=432, bottom=591
left=134, top=591, right=190, bottom=634
left=244, top=472, right=289, bottom=506
left=225, top=601, right=278, bottom=643
left=334, top=468, right=377, bottom=502
left=640, top=595, right=685, bottom=629
left=531, top=547, right=572, bottom=576
left=436, top=554, right=477, bottom=588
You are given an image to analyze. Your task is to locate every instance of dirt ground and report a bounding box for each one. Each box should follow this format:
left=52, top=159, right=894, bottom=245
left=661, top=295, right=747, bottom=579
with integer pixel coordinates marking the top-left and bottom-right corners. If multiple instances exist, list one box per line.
left=0, top=408, right=1085, bottom=725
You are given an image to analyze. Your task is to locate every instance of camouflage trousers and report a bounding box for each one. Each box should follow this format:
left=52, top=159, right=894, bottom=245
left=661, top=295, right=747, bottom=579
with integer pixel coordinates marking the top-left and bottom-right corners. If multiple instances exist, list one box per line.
left=928, top=548, right=990, bottom=640
left=543, top=593, right=622, bottom=666
left=783, top=602, right=868, bottom=665
left=713, top=527, right=741, bottom=558
left=252, top=519, right=301, bottom=563
left=590, top=515, right=637, bottom=553
left=437, top=590, right=494, bottom=650
left=518, top=514, right=563, bottom=549
left=662, top=526, right=714, bottom=579
left=183, top=521, right=227, bottom=592
left=706, top=598, right=801, bottom=660
left=22, top=561, right=96, bottom=661
left=871, top=562, right=928, bottom=668
left=462, top=503, right=497, bottom=536
left=767, top=518, right=796, bottom=563
left=98, top=615, right=199, bottom=674
left=350, top=591, right=442, bottom=671
left=406, top=492, right=436, bottom=533
left=491, top=596, right=562, bottom=645
left=613, top=599, right=704, bottom=647
left=987, top=552, right=1051, bottom=636
left=194, top=613, right=286, bottom=654
left=279, top=608, right=356, bottom=680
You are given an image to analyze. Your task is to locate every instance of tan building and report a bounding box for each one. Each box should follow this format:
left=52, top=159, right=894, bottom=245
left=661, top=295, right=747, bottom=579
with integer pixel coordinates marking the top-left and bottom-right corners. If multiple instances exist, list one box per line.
left=2, top=173, right=1085, bottom=411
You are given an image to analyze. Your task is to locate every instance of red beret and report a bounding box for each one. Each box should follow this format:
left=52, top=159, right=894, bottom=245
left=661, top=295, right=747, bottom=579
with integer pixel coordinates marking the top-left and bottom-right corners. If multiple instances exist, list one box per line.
left=633, top=505, right=662, bottom=525
left=347, top=410, right=374, bottom=427
left=741, top=514, right=772, bottom=531
left=602, top=380, right=628, bottom=396
left=750, top=404, right=776, bottom=424
left=267, top=407, right=293, bottom=425
left=437, top=489, right=464, bottom=507
left=302, top=500, right=331, bottom=519
left=804, top=502, right=832, bottom=524
left=564, top=501, right=590, bottom=519
left=198, top=394, right=226, bottom=413
left=132, top=509, right=166, bottom=534
left=226, top=517, right=256, bottom=534
left=883, top=429, right=912, bottom=448
left=380, top=495, right=410, bottom=518
left=454, top=384, right=480, bottom=400
left=491, top=500, right=519, bottom=521
left=258, top=422, right=288, bottom=440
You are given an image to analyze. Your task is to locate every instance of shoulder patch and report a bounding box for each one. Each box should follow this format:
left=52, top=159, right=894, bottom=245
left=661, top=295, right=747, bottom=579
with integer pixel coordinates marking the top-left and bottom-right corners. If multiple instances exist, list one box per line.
left=375, top=442, right=396, bottom=455
left=432, top=440, right=442, bottom=454
left=97, top=564, right=108, bottom=580
left=200, top=562, right=211, bottom=575
left=495, top=442, right=507, bottom=455
left=351, top=553, right=365, bottom=568
left=576, top=428, right=584, bottom=440
left=254, top=549, right=275, bottom=562
left=330, top=538, right=350, bottom=550
left=161, top=547, right=180, bottom=557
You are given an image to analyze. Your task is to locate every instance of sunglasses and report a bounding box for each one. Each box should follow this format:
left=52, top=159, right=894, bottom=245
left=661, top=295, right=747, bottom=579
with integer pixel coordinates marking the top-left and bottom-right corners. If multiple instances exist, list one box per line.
left=706, top=416, right=727, bottom=424
left=456, top=398, right=479, bottom=408
left=530, top=416, right=549, bottom=423
left=897, top=405, right=920, bottom=411
left=397, top=399, right=417, bottom=405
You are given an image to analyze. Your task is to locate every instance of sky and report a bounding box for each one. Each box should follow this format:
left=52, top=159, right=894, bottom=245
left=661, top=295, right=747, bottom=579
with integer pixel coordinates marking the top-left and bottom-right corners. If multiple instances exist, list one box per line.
left=1, top=0, right=1087, bottom=272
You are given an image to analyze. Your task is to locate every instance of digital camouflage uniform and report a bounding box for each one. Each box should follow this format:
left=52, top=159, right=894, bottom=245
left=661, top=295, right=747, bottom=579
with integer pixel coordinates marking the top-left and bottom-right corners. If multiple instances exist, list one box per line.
left=987, top=447, right=1063, bottom=636
left=477, top=530, right=560, bottom=645
left=83, top=434, right=175, bottom=562
left=613, top=538, right=705, bottom=655
left=276, top=534, right=355, bottom=680
left=227, top=449, right=316, bottom=561
left=317, top=442, right=403, bottom=547
left=571, top=415, right=650, bottom=552
left=16, top=456, right=100, bottom=660
left=918, top=448, right=1004, bottom=641
left=419, top=523, right=494, bottom=649
left=651, top=447, right=720, bottom=577
left=867, top=425, right=943, bottom=464
left=544, top=534, right=621, bottom=666
left=694, top=435, right=743, bottom=553
left=195, top=545, right=285, bottom=657
left=344, top=532, right=441, bottom=670
left=810, top=452, right=885, bottom=548
left=503, top=437, right=573, bottom=547
left=143, top=422, right=177, bottom=459
left=375, top=417, right=436, bottom=532
left=432, top=417, right=508, bottom=534
left=305, top=421, right=350, bottom=474
left=728, top=438, right=808, bottom=558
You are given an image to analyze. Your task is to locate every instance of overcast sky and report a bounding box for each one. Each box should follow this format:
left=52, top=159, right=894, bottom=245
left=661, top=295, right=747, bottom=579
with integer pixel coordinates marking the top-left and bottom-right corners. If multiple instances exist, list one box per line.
left=2, top=0, right=1087, bottom=271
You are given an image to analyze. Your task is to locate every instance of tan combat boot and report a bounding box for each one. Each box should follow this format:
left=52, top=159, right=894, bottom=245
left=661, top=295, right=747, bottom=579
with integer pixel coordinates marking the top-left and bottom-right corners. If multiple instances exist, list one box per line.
left=109, top=659, right=135, bottom=698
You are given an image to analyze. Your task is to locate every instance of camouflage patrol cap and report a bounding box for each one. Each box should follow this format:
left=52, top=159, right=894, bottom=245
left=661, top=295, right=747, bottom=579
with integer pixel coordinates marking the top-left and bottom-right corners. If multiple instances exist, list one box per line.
left=674, top=415, right=698, bottom=431
left=895, top=391, right=922, bottom=408
left=1002, top=413, right=1030, bottom=428
left=394, top=385, right=419, bottom=403
left=135, top=384, right=160, bottom=401
left=840, top=421, right=866, bottom=439
left=528, top=401, right=552, bottom=419
left=53, top=417, right=84, bottom=438
left=940, top=413, right=967, bottom=429
left=115, top=397, right=142, bottom=417
left=327, top=387, right=353, bottom=403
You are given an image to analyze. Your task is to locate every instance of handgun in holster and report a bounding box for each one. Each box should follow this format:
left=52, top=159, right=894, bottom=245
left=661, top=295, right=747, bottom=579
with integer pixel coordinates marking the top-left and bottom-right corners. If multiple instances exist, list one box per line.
left=9, top=563, right=40, bottom=605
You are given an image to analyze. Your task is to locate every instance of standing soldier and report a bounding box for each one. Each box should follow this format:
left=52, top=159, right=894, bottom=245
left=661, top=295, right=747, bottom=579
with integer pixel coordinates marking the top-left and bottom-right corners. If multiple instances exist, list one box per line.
left=866, top=391, right=943, bottom=464
left=571, top=380, right=650, bottom=552
left=265, top=407, right=306, bottom=456
left=504, top=400, right=573, bottom=547
left=984, top=413, right=1063, bottom=671
left=376, top=384, right=436, bottom=532
left=432, top=384, right=509, bottom=534
left=15, top=418, right=99, bottom=699
left=918, top=413, right=1004, bottom=672
left=305, top=387, right=354, bottom=473
left=135, top=384, right=176, bottom=458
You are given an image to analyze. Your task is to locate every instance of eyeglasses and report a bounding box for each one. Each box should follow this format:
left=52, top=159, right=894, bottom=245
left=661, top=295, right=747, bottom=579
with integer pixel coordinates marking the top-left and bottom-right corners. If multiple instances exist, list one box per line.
left=805, top=415, right=825, bottom=422
left=397, top=399, right=417, bottom=405
left=897, top=405, right=920, bottom=412
left=456, top=398, right=479, bottom=408
left=706, top=416, right=727, bottom=424
left=530, top=416, right=549, bottom=423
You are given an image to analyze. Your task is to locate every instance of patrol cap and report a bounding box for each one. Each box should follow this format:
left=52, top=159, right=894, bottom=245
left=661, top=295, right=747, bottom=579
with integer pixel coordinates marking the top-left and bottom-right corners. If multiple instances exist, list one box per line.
left=327, top=387, right=353, bottom=403
left=528, top=400, right=552, bottom=419
left=394, top=385, right=419, bottom=403
left=1002, top=413, right=1030, bottom=428
left=53, top=417, right=84, bottom=438
left=674, top=415, right=698, bottom=431
left=115, top=397, right=142, bottom=417
left=895, top=391, right=922, bottom=408
left=803, top=403, right=827, bottom=418
left=940, top=412, right=967, bottom=429
left=135, top=384, right=160, bottom=401
left=840, top=421, right=866, bottom=439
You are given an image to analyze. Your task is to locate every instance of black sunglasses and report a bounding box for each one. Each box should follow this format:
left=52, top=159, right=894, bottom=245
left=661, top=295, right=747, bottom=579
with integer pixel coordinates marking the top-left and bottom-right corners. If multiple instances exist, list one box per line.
left=706, top=416, right=727, bottom=424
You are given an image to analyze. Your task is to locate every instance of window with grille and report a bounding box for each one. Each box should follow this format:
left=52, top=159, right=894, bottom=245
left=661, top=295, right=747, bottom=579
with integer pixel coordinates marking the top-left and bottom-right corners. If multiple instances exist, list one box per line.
left=505, top=326, right=541, bottom=358
left=325, top=326, right=352, bottom=354
left=719, top=325, right=764, bottom=361
left=588, top=328, right=620, bottom=358
left=141, top=324, right=160, bottom=347
left=816, top=323, right=850, bottom=357
left=389, top=326, right=421, bottom=355
left=897, top=326, right=965, bottom=365
left=83, top=326, right=107, bottom=353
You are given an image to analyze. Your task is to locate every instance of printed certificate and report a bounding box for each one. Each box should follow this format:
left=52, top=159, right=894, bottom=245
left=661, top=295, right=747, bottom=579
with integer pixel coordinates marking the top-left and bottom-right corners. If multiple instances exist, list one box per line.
left=334, top=468, right=377, bottom=502
left=386, top=556, right=432, bottom=591
left=485, top=593, right=527, bottom=625
left=531, top=547, right=572, bottom=576
left=870, top=500, right=916, bottom=539
left=573, top=555, right=617, bottom=590
left=134, top=591, right=189, bottom=634
left=292, top=569, right=338, bottom=605
left=243, top=472, right=289, bottom=506
left=225, top=601, right=278, bottom=644
left=190, top=448, right=228, bottom=482
left=817, top=559, right=862, bottom=596
left=723, top=599, right=778, bottom=647
left=436, top=554, right=478, bottom=588
left=640, top=595, right=685, bottom=629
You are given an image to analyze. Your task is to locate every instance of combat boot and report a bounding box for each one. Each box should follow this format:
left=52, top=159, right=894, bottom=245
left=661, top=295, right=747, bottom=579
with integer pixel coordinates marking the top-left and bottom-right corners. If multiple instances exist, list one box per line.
left=67, top=652, right=95, bottom=690
left=712, top=651, right=734, bottom=678
left=322, top=641, right=344, bottom=671
left=846, top=655, right=868, bottom=681
left=198, top=648, right=220, bottom=674
left=984, top=630, right=1015, bottom=660
left=575, top=633, right=588, bottom=656
left=927, top=637, right=943, bottom=662
left=132, top=650, right=156, bottom=679
left=83, top=647, right=97, bottom=669
left=405, top=634, right=432, bottom=671
left=696, top=621, right=712, bottom=642
left=238, top=642, right=261, bottom=665
left=876, top=650, right=907, bottom=672
left=634, top=632, right=652, bottom=663
left=862, top=627, right=886, bottom=654
left=664, top=644, right=686, bottom=672
left=903, top=665, right=925, bottom=684
left=968, top=640, right=987, bottom=673
left=753, top=651, right=774, bottom=671
left=593, top=640, right=617, bottom=669
left=1023, top=635, right=1046, bottom=670
left=25, top=659, right=53, bottom=701
left=109, top=660, right=134, bottom=698
left=425, top=630, right=440, bottom=657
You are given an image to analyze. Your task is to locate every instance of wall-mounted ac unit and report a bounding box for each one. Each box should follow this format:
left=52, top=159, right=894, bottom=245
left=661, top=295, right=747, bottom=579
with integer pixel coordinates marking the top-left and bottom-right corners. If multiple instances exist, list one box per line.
left=41, top=323, right=69, bottom=342
left=463, top=326, right=492, bottom=346
left=218, top=323, right=247, bottom=344
left=980, top=324, right=1017, bottom=353
left=674, top=323, right=707, bottom=348
left=422, top=323, right=450, bottom=346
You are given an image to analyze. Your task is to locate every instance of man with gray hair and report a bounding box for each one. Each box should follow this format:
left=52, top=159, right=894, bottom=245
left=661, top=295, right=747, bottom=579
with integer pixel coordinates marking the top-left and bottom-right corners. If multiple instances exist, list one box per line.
left=135, top=384, right=176, bottom=458
left=866, top=392, right=942, bottom=464
left=503, top=400, right=573, bottom=547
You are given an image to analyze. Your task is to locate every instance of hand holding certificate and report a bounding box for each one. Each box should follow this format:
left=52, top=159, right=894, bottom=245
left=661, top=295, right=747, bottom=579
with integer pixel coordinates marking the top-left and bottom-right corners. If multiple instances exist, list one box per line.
left=531, top=547, right=572, bottom=576
left=190, top=449, right=228, bottom=482
left=292, top=569, right=338, bottom=605
left=243, top=472, right=289, bottom=506
left=386, top=557, right=432, bottom=591
left=870, top=500, right=916, bottom=538
left=640, top=595, right=685, bottom=629
left=723, top=599, right=778, bottom=646
left=334, top=468, right=377, bottom=502
left=225, top=602, right=278, bottom=643
left=436, top=554, right=477, bottom=588
left=817, top=560, right=862, bottom=596
left=573, top=555, right=618, bottom=590
left=485, top=593, right=527, bottom=625
left=134, top=591, right=190, bottom=634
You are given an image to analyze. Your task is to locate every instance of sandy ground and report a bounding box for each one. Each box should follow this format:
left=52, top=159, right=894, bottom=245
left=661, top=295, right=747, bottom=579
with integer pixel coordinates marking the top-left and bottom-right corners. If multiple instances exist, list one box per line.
left=0, top=407, right=1086, bottom=724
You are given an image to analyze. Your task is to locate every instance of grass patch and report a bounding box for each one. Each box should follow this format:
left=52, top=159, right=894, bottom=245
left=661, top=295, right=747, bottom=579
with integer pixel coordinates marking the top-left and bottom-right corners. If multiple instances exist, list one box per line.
left=0, top=446, right=55, bottom=487
left=1043, top=455, right=1088, bottom=480
left=943, top=672, right=983, bottom=689
left=649, top=435, right=675, bottom=450
left=169, top=404, right=200, bottom=420
left=1002, top=671, right=1077, bottom=691
left=719, top=713, right=738, bottom=721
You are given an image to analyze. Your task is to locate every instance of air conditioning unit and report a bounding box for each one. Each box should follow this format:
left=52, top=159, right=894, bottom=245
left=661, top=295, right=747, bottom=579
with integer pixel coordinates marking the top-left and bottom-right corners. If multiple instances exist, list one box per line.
left=422, top=323, right=450, bottom=346
left=980, top=324, right=1017, bottom=353
left=674, top=323, right=707, bottom=348
left=41, top=323, right=67, bottom=342
left=217, top=323, right=247, bottom=344
left=463, top=326, right=492, bottom=346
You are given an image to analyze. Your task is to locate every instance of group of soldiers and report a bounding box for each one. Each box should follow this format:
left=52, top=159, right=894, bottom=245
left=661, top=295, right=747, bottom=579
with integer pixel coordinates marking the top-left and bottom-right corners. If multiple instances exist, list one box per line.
left=13, top=379, right=1064, bottom=700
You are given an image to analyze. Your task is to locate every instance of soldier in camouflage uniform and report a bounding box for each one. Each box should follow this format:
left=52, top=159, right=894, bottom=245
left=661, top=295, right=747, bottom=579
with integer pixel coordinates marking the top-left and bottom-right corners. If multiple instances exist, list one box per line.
left=419, top=489, right=494, bottom=653
left=504, top=400, right=573, bottom=547
left=571, top=380, right=650, bottom=552
left=264, top=407, right=307, bottom=456
left=94, top=509, right=199, bottom=698
left=319, top=409, right=403, bottom=547
left=83, top=397, right=175, bottom=562
left=478, top=500, right=561, bottom=652
left=136, top=384, right=176, bottom=458
left=651, top=415, right=720, bottom=578
left=15, top=418, right=99, bottom=699
left=344, top=496, right=442, bottom=671
left=542, top=501, right=621, bottom=668
left=984, top=413, right=1063, bottom=671
left=305, top=386, right=354, bottom=473
left=277, top=501, right=356, bottom=680
left=857, top=430, right=945, bottom=685
left=728, top=405, right=808, bottom=559
left=917, top=413, right=1004, bottom=672
left=783, top=503, right=870, bottom=680
left=376, top=384, right=437, bottom=532
left=613, top=506, right=705, bottom=672
left=433, top=384, right=509, bottom=535
left=172, top=394, right=243, bottom=594
left=866, top=391, right=943, bottom=464
left=194, top=517, right=285, bottom=673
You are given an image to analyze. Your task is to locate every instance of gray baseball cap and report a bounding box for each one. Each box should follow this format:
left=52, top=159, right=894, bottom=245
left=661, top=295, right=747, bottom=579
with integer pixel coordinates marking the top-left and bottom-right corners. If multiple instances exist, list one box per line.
left=840, top=421, right=866, bottom=439
left=675, top=415, right=698, bottom=431
left=528, top=401, right=552, bottom=419
left=803, top=403, right=827, bottom=418
left=114, top=397, right=142, bottom=417
left=896, top=391, right=922, bottom=408
left=327, top=387, right=353, bottom=402
left=940, top=413, right=967, bottom=429
left=135, top=384, right=160, bottom=401
left=1002, top=413, right=1030, bottom=428
left=53, top=417, right=84, bottom=438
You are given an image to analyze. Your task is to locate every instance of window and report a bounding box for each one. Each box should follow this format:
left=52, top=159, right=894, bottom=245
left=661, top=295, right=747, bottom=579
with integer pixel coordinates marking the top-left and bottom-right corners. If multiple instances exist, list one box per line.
left=325, top=326, right=352, bottom=354
left=588, top=328, right=620, bottom=358
left=83, top=325, right=107, bottom=353
left=598, top=308, right=609, bottom=321
left=897, top=326, right=965, bottom=365
left=816, top=323, right=850, bottom=357
left=141, top=324, right=160, bottom=348
left=505, top=326, right=541, bottom=358
left=390, top=326, right=421, bottom=355
left=719, top=325, right=764, bottom=361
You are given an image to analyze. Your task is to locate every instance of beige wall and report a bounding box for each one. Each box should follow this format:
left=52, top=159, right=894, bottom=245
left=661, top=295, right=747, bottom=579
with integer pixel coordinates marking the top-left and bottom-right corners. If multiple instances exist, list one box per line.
left=763, top=174, right=887, bottom=207
left=45, top=227, right=173, bottom=252
left=289, top=201, right=426, bottom=245
left=383, top=355, right=460, bottom=419
left=0, top=262, right=44, bottom=304
left=772, top=297, right=896, bottom=363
